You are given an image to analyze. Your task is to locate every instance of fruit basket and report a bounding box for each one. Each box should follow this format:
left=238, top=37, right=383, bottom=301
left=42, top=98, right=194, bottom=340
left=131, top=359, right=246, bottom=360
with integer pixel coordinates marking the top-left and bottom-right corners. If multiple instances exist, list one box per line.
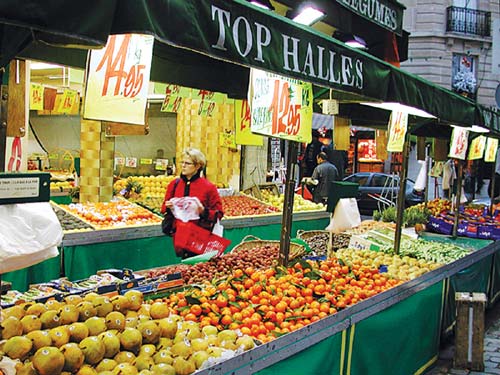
left=231, top=235, right=306, bottom=259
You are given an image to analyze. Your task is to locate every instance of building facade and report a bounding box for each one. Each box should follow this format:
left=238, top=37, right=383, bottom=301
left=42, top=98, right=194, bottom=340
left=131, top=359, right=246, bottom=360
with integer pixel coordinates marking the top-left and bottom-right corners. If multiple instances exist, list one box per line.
left=400, top=0, right=500, bottom=108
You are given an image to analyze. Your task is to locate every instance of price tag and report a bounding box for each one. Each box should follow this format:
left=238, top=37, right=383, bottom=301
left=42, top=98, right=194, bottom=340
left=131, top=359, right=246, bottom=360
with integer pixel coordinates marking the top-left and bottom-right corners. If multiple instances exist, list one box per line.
left=155, top=159, right=168, bottom=171
left=140, top=158, right=153, bottom=165
left=48, top=153, right=59, bottom=160
left=115, top=157, right=125, bottom=166
left=125, top=157, right=137, bottom=168
left=63, top=154, right=73, bottom=161
left=30, top=83, right=44, bottom=110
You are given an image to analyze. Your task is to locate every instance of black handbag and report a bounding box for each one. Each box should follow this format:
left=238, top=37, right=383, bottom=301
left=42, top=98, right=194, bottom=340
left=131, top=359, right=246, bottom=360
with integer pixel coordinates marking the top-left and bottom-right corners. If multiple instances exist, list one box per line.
left=161, top=213, right=175, bottom=236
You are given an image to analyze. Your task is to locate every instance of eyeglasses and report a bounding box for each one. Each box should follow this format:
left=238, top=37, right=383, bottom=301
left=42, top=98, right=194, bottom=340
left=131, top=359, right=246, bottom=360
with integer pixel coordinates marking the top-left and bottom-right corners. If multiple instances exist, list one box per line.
left=181, top=161, right=194, bottom=166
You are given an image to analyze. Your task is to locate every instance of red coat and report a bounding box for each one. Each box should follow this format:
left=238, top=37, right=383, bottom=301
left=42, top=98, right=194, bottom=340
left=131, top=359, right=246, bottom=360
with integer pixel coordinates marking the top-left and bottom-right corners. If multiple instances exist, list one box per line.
left=161, top=173, right=223, bottom=256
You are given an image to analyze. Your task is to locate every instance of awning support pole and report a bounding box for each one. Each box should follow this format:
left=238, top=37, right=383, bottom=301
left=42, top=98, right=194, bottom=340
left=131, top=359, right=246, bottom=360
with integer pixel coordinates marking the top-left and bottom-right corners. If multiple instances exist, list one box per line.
left=452, top=161, right=464, bottom=238
left=279, top=140, right=298, bottom=267
left=394, top=134, right=410, bottom=255
left=490, top=167, right=496, bottom=215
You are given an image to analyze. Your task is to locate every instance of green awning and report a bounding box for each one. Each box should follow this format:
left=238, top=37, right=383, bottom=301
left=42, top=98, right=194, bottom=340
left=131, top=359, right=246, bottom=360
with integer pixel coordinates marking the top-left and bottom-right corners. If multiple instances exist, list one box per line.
left=0, top=0, right=493, bottom=132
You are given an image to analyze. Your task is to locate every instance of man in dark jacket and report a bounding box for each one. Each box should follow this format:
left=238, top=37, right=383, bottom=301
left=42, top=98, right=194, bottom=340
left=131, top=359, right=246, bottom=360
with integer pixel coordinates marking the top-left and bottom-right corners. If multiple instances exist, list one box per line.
left=305, top=152, right=339, bottom=204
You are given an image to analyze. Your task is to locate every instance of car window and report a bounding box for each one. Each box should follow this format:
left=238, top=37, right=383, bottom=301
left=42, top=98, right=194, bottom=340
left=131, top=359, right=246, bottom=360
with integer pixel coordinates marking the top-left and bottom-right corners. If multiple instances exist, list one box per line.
left=371, top=175, right=389, bottom=187
left=346, top=175, right=370, bottom=186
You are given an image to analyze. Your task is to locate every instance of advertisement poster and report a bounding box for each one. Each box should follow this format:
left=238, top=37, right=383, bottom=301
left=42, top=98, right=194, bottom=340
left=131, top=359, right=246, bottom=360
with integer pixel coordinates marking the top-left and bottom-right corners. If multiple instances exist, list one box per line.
left=84, top=34, right=154, bottom=125
left=234, top=99, right=263, bottom=146
left=248, top=68, right=312, bottom=143
left=485, top=137, right=499, bottom=162
left=30, top=83, right=44, bottom=110
left=468, top=135, right=486, bottom=160
left=448, top=127, right=469, bottom=160
left=125, top=157, right=137, bottom=168
left=386, top=111, right=408, bottom=152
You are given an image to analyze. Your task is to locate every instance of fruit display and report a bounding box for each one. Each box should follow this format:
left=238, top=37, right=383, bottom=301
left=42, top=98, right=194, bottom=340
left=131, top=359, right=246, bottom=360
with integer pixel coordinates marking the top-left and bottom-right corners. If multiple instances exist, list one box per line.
left=221, top=195, right=279, bottom=217
left=346, top=220, right=396, bottom=235
left=373, top=205, right=430, bottom=227
left=0, top=290, right=257, bottom=375
left=398, top=239, right=471, bottom=264
left=259, top=189, right=324, bottom=211
left=52, top=205, right=94, bottom=232
left=114, top=175, right=176, bottom=199
left=420, top=198, right=452, bottom=216
left=50, top=180, right=74, bottom=191
left=129, top=196, right=164, bottom=216
left=57, top=200, right=162, bottom=229
left=336, top=248, right=442, bottom=281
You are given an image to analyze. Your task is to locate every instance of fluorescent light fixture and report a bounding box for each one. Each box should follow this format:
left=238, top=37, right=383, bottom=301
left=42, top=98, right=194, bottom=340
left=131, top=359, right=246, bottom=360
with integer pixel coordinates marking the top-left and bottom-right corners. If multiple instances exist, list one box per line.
left=360, top=102, right=436, bottom=118
left=250, top=0, right=274, bottom=10
left=345, top=36, right=367, bottom=49
left=471, top=125, right=490, bottom=133
left=293, top=6, right=324, bottom=25
left=30, top=62, right=63, bottom=70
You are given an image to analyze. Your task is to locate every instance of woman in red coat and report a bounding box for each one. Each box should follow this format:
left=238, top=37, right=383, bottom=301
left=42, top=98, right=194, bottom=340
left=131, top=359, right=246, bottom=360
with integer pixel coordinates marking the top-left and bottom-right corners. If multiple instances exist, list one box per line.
left=161, top=148, right=223, bottom=258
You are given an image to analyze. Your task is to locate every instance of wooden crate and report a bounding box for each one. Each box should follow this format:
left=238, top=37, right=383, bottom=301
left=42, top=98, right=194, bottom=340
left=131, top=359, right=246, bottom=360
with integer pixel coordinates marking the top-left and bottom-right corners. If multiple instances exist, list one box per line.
left=453, top=292, right=487, bottom=371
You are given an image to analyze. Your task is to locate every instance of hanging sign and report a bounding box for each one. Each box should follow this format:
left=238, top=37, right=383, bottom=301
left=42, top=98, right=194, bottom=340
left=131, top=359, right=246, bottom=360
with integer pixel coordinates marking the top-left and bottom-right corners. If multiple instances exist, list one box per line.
left=386, top=111, right=408, bottom=152
left=30, top=83, right=44, bottom=110
left=140, top=158, right=153, bottom=165
left=448, top=126, right=469, bottom=160
left=234, top=99, right=263, bottom=146
left=155, top=159, right=168, bottom=171
left=485, top=137, right=499, bottom=162
left=114, top=157, right=125, bottom=167
left=83, top=34, right=154, bottom=125
left=468, top=135, right=486, bottom=160
left=160, top=84, right=191, bottom=113
left=125, top=157, right=138, bottom=168
left=219, top=131, right=237, bottom=149
left=249, top=68, right=312, bottom=143
left=57, top=89, right=79, bottom=114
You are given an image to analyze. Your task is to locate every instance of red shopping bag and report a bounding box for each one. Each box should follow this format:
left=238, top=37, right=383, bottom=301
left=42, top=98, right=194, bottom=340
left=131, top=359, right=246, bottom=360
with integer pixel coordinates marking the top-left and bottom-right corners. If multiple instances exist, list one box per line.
left=174, top=221, right=231, bottom=256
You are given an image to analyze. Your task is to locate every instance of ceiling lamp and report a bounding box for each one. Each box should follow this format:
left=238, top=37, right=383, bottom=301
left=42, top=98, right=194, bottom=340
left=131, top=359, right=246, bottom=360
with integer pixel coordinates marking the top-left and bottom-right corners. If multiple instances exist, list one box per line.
left=292, top=5, right=325, bottom=25
left=30, top=62, right=63, bottom=70
left=360, top=102, right=436, bottom=118
left=250, top=0, right=275, bottom=10
left=345, top=35, right=367, bottom=49
left=451, top=124, right=490, bottom=133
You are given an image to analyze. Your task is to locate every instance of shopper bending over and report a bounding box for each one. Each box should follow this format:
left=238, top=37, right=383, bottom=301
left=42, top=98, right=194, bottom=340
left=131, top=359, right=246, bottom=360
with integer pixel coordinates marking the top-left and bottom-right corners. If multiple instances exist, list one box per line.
left=304, top=152, right=339, bottom=204
left=161, top=148, right=223, bottom=259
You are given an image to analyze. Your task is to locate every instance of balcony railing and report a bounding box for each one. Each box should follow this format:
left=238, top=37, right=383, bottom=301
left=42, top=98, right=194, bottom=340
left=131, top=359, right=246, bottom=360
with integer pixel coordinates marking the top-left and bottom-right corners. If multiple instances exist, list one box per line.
left=446, top=6, right=491, bottom=37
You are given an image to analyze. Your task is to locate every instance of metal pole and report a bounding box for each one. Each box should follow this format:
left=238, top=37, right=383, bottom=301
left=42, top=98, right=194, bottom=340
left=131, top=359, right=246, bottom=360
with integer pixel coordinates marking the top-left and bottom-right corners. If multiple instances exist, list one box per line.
left=424, top=145, right=431, bottom=204
left=394, top=134, right=410, bottom=255
left=279, top=140, right=298, bottom=267
left=490, top=165, right=496, bottom=215
left=452, top=161, right=463, bottom=238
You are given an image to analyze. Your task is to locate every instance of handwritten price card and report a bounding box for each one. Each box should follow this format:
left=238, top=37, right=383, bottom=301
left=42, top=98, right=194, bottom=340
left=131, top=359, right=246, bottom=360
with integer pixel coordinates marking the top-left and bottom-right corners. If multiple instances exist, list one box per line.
left=30, top=83, right=44, bottom=110
left=234, top=99, right=263, bottom=146
left=160, top=84, right=191, bottom=113
left=387, top=111, right=408, bottom=152
left=448, top=127, right=469, bottom=160
left=84, top=34, right=154, bottom=125
left=249, top=69, right=312, bottom=143
left=219, top=131, right=237, bottom=149
left=468, top=135, right=486, bottom=160
left=58, top=89, right=79, bottom=114
left=485, top=137, right=499, bottom=162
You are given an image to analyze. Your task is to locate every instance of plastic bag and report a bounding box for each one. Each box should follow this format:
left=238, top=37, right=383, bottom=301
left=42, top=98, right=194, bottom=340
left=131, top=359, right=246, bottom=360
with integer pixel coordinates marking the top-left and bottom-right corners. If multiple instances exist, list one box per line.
left=170, top=196, right=202, bottom=222
left=0, top=202, right=63, bottom=273
left=212, top=219, right=224, bottom=236
left=325, top=198, right=361, bottom=234
left=414, top=160, right=427, bottom=191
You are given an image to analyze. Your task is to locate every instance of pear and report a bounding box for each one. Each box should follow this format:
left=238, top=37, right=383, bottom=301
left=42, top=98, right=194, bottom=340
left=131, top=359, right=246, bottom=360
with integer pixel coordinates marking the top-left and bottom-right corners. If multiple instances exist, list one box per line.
left=156, top=338, right=173, bottom=351
left=124, top=290, right=144, bottom=311
left=236, top=335, right=255, bottom=351
left=206, top=347, right=224, bottom=358
left=113, top=363, right=138, bottom=375
left=125, top=316, right=138, bottom=329
left=114, top=351, right=136, bottom=364
left=3, top=335, right=33, bottom=359
left=206, top=335, right=218, bottom=347
left=60, top=342, right=85, bottom=373
left=137, top=314, right=151, bottom=324
left=149, top=303, right=169, bottom=320
left=170, top=341, right=193, bottom=359
left=27, top=329, right=52, bottom=350
left=152, top=350, right=173, bottom=365
left=201, top=325, right=218, bottom=337
left=4, top=305, right=25, bottom=319
left=79, top=336, right=106, bottom=365
left=105, top=311, right=126, bottom=331
left=139, top=344, right=156, bottom=357
left=93, top=296, right=114, bottom=318
left=98, top=331, right=121, bottom=358
left=217, top=329, right=237, bottom=344
left=49, top=325, right=71, bottom=347
left=219, top=340, right=238, bottom=350
left=77, top=301, right=97, bottom=321
left=32, top=346, right=65, bottom=375
left=137, top=304, right=151, bottom=317
left=69, top=322, right=90, bottom=343
left=21, top=314, right=42, bottom=333
left=111, top=296, right=130, bottom=314
left=138, top=371, right=153, bottom=375
left=59, top=304, right=79, bottom=325
left=1, top=315, right=23, bottom=339
left=135, top=355, right=155, bottom=371
left=150, top=363, right=175, bottom=375
left=85, top=317, right=107, bottom=336
left=40, top=310, right=61, bottom=329
left=45, top=299, right=63, bottom=311
left=98, top=372, right=114, bottom=375
left=26, top=303, right=49, bottom=317
left=190, top=337, right=209, bottom=352
left=172, top=357, right=195, bottom=375
left=119, top=328, right=142, bottom=353
left=76, top=365, right=98, bottom=375
left=95, top=358, right=118, bottom=372
left=138, top=321, right=160, bottom=344
left=15, top=361, right=37, bottom=375
left=65, top=295, right=83, bottom=306
left=84, top=293, right=100, bottom=303
left=191, top=350, right=210, bottom=369
left=157, top=319, right=177, bottom=339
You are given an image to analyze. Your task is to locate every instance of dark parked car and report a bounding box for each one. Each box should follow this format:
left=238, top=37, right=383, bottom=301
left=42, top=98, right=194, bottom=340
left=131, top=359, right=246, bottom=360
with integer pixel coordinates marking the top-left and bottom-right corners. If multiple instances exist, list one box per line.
left=342, top=172, right=425, bottom=214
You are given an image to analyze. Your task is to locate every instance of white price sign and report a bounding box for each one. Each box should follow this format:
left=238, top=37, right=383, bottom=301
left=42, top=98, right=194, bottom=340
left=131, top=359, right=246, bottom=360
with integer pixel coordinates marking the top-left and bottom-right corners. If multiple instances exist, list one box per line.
left=0, top=177, right=40, bottom=198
